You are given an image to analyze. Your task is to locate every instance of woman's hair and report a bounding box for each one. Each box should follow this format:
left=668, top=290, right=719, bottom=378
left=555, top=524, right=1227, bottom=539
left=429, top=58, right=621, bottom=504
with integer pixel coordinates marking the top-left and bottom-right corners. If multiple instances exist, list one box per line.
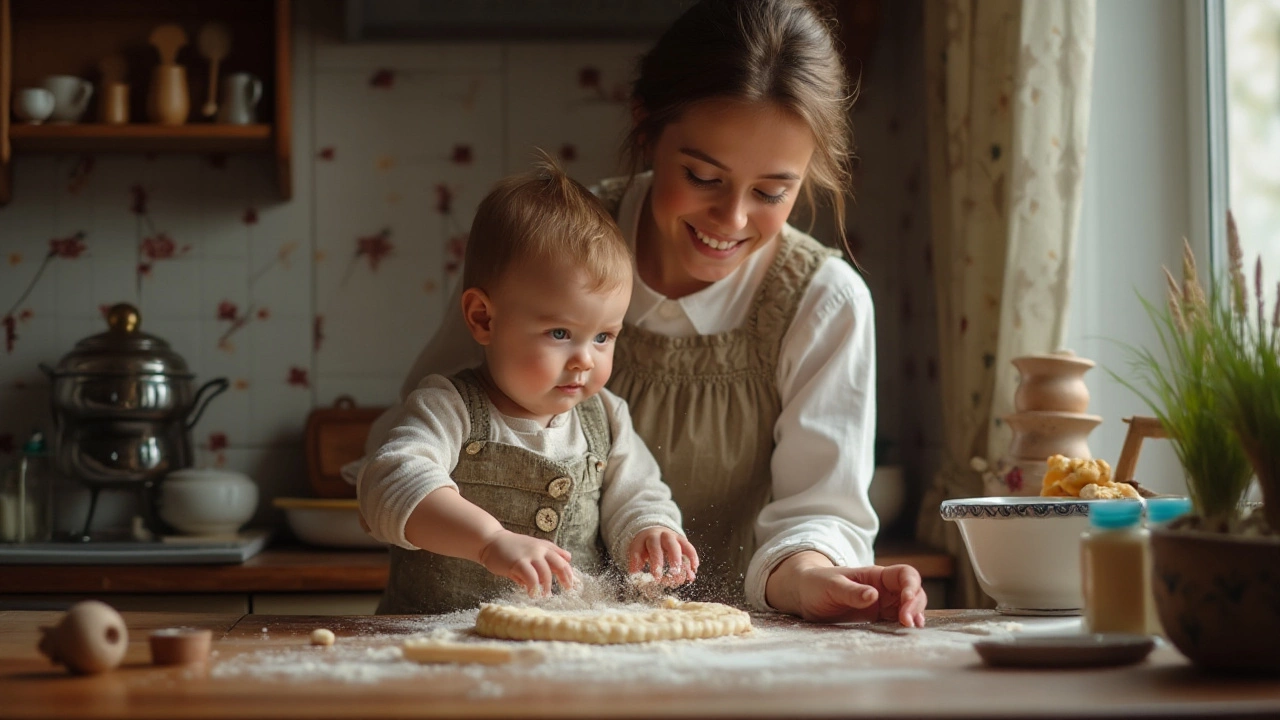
left=624, top=0, right=857, bottom=261
left=464, top=151, right=633, bottom=294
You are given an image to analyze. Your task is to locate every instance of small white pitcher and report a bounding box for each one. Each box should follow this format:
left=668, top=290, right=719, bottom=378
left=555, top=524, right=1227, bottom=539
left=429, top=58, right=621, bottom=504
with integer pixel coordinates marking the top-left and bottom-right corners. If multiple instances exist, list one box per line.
left=217, top=73, right=262, bottom=125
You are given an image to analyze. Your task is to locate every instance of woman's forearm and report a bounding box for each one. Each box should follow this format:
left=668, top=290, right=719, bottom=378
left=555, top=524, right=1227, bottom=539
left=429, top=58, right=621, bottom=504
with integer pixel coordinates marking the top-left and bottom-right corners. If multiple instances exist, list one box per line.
left=764, top=550, right=836, bottom=615
left=403, top=487, right=505, bottom=563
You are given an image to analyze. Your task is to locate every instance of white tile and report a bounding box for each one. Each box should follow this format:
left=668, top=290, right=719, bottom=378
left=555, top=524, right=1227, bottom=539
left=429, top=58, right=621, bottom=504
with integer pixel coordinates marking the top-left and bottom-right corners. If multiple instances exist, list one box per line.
left=315, top=40, right=502, bottom=73
left=246, top=315, right=314, bottom=446
left=138, top=258, right=204, bottom=320
left=313, top=374, right=402, bottom=410
left=504, top=43, right=645, bottom=180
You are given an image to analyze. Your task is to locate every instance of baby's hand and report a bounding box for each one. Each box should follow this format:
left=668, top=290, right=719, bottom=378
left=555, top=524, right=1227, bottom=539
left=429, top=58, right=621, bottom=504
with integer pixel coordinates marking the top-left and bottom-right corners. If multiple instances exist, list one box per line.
left=477, top=529, right=574, bottom=597
left=627, top=527, right=699, bottom=586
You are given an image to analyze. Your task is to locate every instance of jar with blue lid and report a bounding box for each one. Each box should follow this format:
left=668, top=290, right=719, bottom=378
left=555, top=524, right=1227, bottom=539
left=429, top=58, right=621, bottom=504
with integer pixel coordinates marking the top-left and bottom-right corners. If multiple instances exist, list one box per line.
left=1081, top=500, right=1149, bottom=634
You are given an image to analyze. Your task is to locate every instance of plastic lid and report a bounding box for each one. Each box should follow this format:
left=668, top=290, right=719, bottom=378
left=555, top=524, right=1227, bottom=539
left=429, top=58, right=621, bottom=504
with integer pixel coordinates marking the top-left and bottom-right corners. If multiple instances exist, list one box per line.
left=1089, top=500, right=1142, bottom=529
left=21, top=431, right=46, bottom=455
left=1146, top=497, right=1192, bottom=524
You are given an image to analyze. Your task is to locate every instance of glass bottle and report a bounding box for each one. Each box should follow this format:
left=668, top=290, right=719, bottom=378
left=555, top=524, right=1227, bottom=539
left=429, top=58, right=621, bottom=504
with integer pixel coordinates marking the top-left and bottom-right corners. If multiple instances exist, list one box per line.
left=1142, top=497, right=1192, bottom=636
left=0, top=431, right=55, bottom=543
left=1081, top=500, right=1148, bottom=634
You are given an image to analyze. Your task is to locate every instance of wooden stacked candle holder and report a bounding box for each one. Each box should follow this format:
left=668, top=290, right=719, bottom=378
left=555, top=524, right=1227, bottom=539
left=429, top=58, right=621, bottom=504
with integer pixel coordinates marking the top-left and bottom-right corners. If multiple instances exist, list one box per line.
left=995, top=351, right=1102, bottom=496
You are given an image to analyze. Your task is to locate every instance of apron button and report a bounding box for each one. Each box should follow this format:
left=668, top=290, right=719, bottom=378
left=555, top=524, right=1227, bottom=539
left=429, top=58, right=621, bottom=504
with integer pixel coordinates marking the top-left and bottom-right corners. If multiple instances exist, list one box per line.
left=465, top=441, right=483, bottom=455
left=595, top=460, right=606, bottom=472
left=547, top=477, right=572, bottom=499
left=535, top=507, right=560, bottom=532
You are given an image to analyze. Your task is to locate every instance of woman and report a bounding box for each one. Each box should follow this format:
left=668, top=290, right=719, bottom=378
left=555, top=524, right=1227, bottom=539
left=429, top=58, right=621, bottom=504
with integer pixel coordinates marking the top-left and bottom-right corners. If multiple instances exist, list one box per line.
left=362, top=0, right=926, bottom=627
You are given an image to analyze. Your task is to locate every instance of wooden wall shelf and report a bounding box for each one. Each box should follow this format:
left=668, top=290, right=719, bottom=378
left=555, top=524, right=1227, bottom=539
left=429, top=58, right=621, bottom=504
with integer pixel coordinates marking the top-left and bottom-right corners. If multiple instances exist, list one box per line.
left=0, top=0, right=292, bottom=204
left=9, top=123, right=272, bottom=152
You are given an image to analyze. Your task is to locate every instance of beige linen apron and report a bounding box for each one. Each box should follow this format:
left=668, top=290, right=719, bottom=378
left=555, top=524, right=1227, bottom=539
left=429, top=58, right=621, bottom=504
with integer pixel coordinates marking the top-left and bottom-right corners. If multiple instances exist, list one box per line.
left=599, top=178, right=840, bottom=604
left=378, top=369, right=611, bottom=614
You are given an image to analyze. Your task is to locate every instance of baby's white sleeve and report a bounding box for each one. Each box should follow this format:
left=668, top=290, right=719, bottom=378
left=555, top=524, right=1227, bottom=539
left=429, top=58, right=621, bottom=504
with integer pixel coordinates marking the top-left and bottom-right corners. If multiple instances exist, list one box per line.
left=595, top=389, right=685, bottom=571
left=356, top=375, right=470, bottom=549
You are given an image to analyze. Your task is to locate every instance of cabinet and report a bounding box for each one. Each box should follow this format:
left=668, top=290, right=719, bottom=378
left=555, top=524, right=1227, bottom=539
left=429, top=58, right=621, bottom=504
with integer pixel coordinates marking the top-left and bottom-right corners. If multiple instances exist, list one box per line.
left=0, top=0, right=291, bottom=205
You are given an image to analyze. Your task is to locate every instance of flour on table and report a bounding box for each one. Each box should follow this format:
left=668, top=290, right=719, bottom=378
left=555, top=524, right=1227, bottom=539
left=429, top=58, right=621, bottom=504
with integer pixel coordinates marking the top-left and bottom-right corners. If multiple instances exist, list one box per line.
left=209, top=587, right=1021, bottom=696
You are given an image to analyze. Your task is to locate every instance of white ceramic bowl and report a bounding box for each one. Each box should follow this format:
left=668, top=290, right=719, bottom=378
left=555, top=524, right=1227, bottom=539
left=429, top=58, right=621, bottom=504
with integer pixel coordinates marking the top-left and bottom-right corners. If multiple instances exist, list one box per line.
left=941, top=497, right=1117, bottom=615
left=272, top=498, right=383, bottom=549
left=159, top=469, right=258, bottom=536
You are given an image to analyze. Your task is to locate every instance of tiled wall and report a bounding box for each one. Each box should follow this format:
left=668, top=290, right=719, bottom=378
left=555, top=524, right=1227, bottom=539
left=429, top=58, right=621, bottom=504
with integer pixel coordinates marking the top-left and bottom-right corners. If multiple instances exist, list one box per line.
left=0, top=2, right=938, bottom=536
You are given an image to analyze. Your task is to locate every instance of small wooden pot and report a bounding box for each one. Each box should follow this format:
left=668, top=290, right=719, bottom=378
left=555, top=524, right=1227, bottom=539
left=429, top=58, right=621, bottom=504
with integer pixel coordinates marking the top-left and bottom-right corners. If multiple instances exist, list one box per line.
left=149, top=627, right=212, bottom=666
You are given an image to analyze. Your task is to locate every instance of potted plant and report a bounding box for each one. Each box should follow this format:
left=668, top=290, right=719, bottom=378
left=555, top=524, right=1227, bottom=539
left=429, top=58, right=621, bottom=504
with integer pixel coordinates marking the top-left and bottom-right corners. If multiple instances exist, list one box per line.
left=1120, top=216, right=1279, bottom=675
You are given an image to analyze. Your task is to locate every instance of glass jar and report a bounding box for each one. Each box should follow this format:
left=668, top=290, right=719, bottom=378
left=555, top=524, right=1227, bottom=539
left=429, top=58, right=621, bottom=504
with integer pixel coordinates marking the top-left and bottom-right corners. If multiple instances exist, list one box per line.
left=0, top=431, right=56, bottom=543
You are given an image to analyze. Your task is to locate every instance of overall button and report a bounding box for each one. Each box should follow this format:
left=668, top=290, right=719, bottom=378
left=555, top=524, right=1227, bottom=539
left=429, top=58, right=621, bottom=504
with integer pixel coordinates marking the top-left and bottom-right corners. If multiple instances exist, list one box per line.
left=535, top=507, right=559, bottom=532
left=595, top=460, right=607, bottom=472
left=547, top=477, right=571, bottom=499
left=464, top=441, right=484, bottom=455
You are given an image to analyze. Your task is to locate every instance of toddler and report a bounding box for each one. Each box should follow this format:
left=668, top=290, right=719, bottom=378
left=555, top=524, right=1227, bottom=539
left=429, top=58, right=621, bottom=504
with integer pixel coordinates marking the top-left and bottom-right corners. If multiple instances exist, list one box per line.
left=358, top=155, right=698, bottom=614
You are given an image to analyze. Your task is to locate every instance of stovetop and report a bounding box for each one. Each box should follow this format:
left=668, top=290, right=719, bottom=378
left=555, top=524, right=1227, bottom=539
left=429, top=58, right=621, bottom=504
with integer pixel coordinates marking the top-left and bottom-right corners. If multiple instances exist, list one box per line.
left=0, top=530, right=270, bottom=565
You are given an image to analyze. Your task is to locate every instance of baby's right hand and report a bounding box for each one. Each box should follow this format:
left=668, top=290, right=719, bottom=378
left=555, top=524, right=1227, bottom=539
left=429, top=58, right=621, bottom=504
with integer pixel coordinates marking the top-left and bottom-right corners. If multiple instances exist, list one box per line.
left=477, top=529, right=574, bottom=597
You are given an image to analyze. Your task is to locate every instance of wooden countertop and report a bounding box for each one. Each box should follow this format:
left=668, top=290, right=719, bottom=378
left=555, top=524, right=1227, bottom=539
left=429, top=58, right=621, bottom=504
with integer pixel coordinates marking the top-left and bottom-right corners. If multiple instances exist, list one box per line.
left=2, top=609, right=1276, bottom=719
left=0, top=543, right=953, bottom=595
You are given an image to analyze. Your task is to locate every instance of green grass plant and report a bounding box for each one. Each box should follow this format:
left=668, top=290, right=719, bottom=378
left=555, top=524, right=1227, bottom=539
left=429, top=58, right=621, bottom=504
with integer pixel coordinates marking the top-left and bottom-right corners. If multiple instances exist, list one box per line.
left=1112, top=239, right=1253, bottom=524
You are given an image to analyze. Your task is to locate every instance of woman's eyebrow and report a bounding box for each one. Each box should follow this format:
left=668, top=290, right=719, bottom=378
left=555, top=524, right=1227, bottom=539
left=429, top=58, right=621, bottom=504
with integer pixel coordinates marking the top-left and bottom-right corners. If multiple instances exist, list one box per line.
left=678, top=147, right=800, bottom=181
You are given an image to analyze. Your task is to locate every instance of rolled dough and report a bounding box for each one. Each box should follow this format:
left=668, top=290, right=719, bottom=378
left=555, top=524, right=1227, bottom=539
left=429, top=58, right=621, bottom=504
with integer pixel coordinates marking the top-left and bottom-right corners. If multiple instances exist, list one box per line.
left=474, top=596, right=752, bottom=645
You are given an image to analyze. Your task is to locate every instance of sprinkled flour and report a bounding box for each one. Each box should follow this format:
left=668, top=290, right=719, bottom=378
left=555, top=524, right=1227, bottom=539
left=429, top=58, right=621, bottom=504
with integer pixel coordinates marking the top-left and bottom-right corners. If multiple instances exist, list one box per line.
left=211, top=607, right=1030, bottom=697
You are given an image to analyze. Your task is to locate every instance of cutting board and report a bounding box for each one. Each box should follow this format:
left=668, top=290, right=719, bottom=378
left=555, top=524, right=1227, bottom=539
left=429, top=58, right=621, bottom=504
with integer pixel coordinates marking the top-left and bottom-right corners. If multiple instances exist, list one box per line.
left=304, top=396, right=388, bottom=499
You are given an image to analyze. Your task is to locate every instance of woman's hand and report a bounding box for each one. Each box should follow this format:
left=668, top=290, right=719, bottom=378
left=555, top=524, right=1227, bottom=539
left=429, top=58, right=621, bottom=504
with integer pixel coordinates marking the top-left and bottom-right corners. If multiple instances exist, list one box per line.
left=765, top=551, right=927, bottom=627
left=627, top=527, right=699, bottom=586
left=477, top=529, right=575, bottom=597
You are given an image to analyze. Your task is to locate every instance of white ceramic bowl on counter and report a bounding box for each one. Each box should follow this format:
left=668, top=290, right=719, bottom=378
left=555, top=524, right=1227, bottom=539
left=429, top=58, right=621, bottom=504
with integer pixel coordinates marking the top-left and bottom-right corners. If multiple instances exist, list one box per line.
left=158, top=469, right=258, bottom=536
left=273, top=497, right=383, bottom=549
left=941, top=497, right=1116, bottom=615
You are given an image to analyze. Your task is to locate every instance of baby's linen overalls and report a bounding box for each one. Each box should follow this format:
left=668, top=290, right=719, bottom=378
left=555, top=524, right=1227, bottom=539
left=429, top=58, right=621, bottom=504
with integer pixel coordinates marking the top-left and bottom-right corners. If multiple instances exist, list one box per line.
left=597, top=178, right=840, bottom=605
left=377, top=370, right=611, bottom=614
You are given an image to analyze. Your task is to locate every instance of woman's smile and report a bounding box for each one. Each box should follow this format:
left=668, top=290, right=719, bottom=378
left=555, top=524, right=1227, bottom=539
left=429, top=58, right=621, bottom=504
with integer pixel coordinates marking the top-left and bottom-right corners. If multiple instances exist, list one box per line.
left=689, top=222, right=748, bottom=254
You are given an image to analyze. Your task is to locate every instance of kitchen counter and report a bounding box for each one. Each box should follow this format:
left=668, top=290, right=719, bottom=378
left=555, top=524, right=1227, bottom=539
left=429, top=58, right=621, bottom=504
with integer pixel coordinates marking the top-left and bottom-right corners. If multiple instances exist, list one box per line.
left=2, top=608, right=1277, bottom=719
left=0, top=543, right=954, bottom=594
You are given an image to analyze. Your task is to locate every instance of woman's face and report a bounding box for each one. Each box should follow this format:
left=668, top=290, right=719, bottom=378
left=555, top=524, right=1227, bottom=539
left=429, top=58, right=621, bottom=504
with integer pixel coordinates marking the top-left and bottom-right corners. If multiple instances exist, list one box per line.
left=641, top=98, right=816, bottom=296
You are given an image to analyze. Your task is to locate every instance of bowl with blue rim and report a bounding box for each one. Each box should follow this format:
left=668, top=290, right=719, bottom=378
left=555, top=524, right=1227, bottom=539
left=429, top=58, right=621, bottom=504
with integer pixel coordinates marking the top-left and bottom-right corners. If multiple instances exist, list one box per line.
left=940, top=496, right=1189, bottom=616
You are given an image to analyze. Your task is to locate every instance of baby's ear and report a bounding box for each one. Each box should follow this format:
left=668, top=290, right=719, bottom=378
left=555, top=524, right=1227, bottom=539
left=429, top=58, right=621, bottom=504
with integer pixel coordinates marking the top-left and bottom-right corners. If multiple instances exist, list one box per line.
left=461, top=288, right=494, bottom=344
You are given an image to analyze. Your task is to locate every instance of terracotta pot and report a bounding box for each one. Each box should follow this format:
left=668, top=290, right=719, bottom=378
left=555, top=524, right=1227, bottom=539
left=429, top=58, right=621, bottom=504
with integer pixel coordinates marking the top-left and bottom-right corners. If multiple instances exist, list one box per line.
left=1150, top=527, right=1280, bottom=675
left=1012, top=353, right=1095, bottom=413
left=1004, top=411, right=1102, bottom=461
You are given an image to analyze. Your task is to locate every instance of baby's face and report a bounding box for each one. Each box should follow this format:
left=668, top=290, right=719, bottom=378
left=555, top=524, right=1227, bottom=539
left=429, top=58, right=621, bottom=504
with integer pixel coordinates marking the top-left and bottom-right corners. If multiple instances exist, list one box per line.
left=482, top=260, right=630, bottom=423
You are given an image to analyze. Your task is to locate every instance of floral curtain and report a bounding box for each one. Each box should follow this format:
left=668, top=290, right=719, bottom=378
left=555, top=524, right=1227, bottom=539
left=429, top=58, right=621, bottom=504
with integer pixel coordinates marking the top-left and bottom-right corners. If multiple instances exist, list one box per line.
left=916, top=0, right=1096, bottom=609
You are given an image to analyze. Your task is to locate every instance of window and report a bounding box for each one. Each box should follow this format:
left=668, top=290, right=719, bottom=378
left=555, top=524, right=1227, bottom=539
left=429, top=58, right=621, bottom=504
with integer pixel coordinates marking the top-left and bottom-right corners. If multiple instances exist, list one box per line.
left=1223, top=0, right=1280, bottom=299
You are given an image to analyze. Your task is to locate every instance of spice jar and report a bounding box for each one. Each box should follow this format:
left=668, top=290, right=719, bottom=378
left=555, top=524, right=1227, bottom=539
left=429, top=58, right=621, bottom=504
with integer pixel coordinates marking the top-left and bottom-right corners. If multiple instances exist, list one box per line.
left=0, top=431, right=56, bottom=543
left=1081, top=500, right=1149, bottom=634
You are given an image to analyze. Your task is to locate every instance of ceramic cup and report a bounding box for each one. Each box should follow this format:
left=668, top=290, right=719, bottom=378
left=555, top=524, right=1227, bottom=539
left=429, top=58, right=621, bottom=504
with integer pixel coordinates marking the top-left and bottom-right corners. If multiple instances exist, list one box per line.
left=43, top=75, right=94, bottom=123
left=217, top=73, right=262, bottom=125
left=158, top=468, right=257, bottom=536
left=12, top=87, right=56, bottom=124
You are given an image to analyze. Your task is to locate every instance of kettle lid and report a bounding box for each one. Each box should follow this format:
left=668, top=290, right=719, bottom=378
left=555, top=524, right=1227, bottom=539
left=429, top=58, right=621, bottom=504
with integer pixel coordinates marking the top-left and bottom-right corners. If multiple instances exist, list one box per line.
left=50, top=303, right=192, bottom=376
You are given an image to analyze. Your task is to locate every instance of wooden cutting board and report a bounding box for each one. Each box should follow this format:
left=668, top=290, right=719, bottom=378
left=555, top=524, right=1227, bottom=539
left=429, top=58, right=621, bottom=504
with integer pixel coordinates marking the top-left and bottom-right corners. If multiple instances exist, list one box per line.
left=304, top=396, right=388, bottom=499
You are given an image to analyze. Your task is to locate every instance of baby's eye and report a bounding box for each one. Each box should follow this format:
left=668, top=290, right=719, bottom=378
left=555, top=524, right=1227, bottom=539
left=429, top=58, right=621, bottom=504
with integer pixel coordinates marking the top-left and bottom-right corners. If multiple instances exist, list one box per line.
left=594, top=332, right=613, bottom=344
left=549, top=328, right=569, bottom=340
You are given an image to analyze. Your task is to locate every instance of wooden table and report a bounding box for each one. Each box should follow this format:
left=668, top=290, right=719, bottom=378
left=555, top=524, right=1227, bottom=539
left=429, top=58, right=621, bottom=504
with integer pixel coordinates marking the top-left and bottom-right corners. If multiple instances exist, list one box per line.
left=2, top=609, right=1277, bottom=719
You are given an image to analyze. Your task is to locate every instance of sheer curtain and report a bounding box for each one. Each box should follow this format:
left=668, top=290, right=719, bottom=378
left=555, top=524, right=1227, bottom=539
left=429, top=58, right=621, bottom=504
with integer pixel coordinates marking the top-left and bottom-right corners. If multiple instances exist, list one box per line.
left=916, top=0, right=1096, bottom=609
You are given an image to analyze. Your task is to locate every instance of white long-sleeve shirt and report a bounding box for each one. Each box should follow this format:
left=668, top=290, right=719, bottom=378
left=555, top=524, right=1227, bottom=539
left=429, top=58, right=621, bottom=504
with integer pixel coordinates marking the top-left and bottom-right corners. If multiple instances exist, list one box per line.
left=358, top=375, right=684, bottom=569
left=361, top=172, right=878, bottom=609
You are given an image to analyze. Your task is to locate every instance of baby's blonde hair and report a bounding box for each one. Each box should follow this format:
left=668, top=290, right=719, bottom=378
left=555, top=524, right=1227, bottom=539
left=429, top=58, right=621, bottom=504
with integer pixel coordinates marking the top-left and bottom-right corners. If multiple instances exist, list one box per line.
left=464, top=152, right=632, bottom=295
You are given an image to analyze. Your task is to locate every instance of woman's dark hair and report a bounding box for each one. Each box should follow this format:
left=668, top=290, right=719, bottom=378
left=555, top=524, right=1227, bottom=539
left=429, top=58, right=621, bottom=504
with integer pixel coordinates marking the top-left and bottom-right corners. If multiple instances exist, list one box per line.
left=625, top=0, right=857, bottom=259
